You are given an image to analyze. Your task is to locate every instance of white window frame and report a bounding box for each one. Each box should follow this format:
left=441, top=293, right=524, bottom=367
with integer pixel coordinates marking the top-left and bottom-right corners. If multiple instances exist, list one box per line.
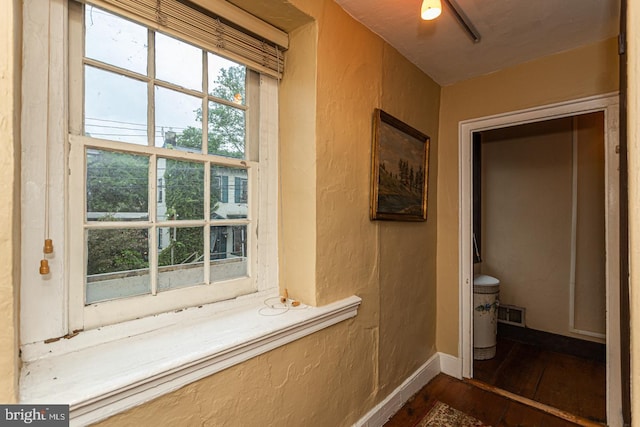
left=20, top=0, right=279, bottom=346
left=68, top=2, right=267, bottom=330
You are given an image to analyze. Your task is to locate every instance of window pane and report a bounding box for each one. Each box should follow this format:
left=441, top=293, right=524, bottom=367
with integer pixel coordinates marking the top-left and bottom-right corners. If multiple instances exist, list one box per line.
left=211, top=166, right=248, bottom=219
left=208, top=101, right=245, bottom=158
left=158, top=226, right=204, bottom=291
left=85, top=6, right=147, bottom=75
left=85, top=66, right=148, bottom=145
left=210, top=225, right=247, bottom=281
left=86, top=149, right=149, bottom=221
left=156, top=33, right=202, bottom=91
left=208, top=54, right=246, bottom=105
left=157, top=158, right=204, bottom=221
left=86, top=228, right=150, bottom=303
left=155, top=86, right=203, bottom=149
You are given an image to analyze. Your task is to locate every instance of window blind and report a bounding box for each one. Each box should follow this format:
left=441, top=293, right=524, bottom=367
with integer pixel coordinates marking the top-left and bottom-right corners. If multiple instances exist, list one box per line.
left=82, top=0, right=286, bottom=78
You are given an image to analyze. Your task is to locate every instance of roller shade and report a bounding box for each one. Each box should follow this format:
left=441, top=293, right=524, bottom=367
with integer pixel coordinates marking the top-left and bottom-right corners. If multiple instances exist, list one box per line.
left=82, top=0, right=286, bottom=78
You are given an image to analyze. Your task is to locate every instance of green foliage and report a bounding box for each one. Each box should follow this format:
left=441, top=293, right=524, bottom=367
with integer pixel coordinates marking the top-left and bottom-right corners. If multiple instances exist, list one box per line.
left=163, top=159, right=204, bottom=220
left=158, top=228, right=203, bottom=266
left=87, top=65, right=244, bottom=275
left=158, top=159, right=205, bottom=266
left=87, top=226, right=148, bottom=275
left=86, top=151, right=150, bottom=275
left=87, top=150, right=148, bottom=214
left=174, top=66, right=246, bottom=158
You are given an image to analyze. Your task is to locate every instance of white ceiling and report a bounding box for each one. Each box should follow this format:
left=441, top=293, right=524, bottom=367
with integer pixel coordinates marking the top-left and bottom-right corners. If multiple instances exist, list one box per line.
left=334, top=0, right=620, bottom=86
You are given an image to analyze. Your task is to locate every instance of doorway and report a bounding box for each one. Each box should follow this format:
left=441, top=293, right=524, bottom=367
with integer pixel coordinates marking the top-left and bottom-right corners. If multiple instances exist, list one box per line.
left=458, top=94, right=621, bottom=426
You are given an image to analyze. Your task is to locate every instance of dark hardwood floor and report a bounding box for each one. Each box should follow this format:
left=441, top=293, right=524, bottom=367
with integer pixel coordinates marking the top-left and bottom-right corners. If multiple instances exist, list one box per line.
left=474, top=337, right=606, bottom=424
left=383, top=374, right=582, bottom=426
left=384, top=333, right=606, bottom=426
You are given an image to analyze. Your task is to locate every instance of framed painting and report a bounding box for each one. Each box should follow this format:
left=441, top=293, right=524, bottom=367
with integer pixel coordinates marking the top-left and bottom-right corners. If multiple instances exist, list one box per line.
left=370, top=109, right=430, bottom=221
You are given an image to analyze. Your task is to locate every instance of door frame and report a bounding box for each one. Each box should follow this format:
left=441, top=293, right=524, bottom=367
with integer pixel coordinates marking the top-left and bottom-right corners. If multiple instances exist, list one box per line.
left=458, top=93, right=621, bottom=425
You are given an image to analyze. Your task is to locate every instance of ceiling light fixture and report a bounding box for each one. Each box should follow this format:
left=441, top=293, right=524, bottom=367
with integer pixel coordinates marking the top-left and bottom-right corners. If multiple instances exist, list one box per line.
left=421, top=0, right=481, bottom=43
left=420, top=0, right=442, bottom=20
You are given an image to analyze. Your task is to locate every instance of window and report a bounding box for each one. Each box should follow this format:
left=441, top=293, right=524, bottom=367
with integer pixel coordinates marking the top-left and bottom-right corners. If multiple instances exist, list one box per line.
left=235, top=177, right=249, bottom=204
left=158, top=178, right=164, bottom=203
left=20, top=4, right=364, bottom=422
left=65, top=1, right=278, bottom=329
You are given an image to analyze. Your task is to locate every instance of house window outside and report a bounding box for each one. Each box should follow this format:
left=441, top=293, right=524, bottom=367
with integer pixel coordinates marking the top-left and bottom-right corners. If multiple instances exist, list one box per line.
left=66, top=2, right=269, bottom=329
left=235, top=177, right=249, bottom=204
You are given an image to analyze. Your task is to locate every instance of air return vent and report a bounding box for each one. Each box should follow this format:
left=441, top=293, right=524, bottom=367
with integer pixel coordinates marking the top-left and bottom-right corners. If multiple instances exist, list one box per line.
left=497, top=304, right=525, bottom=327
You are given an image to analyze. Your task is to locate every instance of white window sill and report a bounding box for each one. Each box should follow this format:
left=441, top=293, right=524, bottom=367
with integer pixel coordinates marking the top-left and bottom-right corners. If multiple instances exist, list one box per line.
left=19, top=293, right=362, bottom=426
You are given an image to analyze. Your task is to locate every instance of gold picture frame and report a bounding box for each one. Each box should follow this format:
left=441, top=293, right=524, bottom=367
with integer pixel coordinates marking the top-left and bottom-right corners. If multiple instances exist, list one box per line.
left=370, top=109, right=430, bottom=221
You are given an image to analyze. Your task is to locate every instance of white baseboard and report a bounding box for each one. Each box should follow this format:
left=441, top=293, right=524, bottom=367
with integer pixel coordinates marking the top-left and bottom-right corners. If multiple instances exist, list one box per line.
left=353, top=352, right=461, bottom=427
left=438, top=353, right=462, bottom=379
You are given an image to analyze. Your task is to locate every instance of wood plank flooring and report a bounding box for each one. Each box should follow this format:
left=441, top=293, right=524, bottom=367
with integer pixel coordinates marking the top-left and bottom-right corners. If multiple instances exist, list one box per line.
left=383, top=334, right=605, bottom=426
left=474, top=338, right=606, bottom=423
left=383, top=374, right=581, bottom=426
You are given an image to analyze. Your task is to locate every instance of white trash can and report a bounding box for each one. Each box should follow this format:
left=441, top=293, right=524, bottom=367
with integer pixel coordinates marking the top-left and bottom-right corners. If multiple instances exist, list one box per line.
left=473, top=274, right=500, bottom=360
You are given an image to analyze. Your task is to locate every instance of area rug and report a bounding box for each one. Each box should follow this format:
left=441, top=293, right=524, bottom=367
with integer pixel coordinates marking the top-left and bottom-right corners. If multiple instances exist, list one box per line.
left=414, top=401, right=491, bottom=427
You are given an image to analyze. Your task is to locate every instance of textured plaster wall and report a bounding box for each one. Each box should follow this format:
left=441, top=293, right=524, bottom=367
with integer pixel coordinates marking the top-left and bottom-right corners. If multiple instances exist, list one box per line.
left=436, top=37, right=619, bottom=356
left=279, top=19, right=319, bottom=305
left=378, top=46, right=440, bottom=392
left=95, top=0, right=440, bottom=425
left=0, top=0, right=21, bottom=404
left=98, top=322, right=377, bottom=426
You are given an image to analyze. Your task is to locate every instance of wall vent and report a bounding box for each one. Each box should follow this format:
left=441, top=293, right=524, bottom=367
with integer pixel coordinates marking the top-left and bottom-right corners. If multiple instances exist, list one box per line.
left=498, top=304, right=526, bottom=327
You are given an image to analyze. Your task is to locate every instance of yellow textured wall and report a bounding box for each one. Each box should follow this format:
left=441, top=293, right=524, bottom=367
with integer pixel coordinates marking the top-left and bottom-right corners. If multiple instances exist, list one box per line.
left=95, top=0, right=441, bottom=425
left=0, top=0, right=21, bottom=404
left=378, top=45, right=440, bottom=391
left=279, top=19, right=319, bottom=305
left=436, top=37, right=619, bottom=355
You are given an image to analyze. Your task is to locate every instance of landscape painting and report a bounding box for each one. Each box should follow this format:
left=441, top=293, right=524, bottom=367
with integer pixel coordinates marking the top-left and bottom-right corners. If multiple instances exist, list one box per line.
left=370, top=109, right=430, bottom=221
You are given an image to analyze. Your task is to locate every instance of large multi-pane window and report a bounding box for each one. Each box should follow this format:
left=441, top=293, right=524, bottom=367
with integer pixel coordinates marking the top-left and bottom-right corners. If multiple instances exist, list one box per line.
left=67, top=2, right=271, bottom=328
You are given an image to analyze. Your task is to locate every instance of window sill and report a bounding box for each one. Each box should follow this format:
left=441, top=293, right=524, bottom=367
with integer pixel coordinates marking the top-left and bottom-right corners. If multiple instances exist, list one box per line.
left=19, top=293, right=362, bottom=426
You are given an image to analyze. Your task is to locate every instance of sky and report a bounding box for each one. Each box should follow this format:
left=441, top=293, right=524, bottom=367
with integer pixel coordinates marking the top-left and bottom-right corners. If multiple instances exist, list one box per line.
left=84, top=6, right=242, bottom=147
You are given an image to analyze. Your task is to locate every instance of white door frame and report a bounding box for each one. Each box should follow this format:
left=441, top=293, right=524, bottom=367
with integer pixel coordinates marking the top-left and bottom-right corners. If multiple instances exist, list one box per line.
left=458, top=93, right=621, bottom=426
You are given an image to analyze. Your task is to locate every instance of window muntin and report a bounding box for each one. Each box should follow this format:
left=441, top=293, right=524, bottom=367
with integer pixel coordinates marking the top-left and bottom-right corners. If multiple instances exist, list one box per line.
left=70, top=3, right=262, bottom=326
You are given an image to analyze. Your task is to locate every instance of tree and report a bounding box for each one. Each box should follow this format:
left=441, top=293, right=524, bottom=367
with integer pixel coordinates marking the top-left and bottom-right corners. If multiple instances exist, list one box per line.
left=86, top=150, right=148, bottom=215
left=158, top=160, right=205, bottom=266
left=88, top=65, right=244, bottom=274
left=175, top=66, right=246, bottom=158
left=87, top=224, right=148, bottom=275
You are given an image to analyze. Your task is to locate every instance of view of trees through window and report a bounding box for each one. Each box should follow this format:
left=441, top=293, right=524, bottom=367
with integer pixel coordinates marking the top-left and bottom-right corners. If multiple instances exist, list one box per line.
left=82, top=6, right=249, bottom=292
